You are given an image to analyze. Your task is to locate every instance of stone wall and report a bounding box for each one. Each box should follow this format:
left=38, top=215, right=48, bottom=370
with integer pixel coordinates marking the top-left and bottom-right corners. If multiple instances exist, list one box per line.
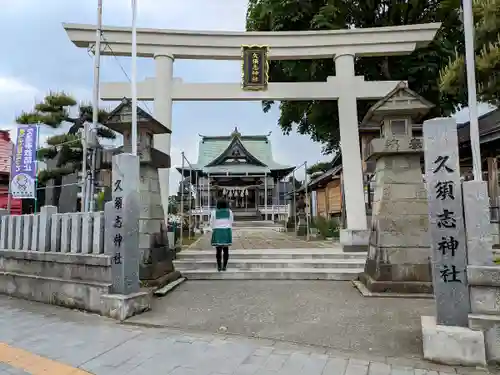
left=0, top=206, right=133, bottom=317
left=0, top=250, right=112, bottom=313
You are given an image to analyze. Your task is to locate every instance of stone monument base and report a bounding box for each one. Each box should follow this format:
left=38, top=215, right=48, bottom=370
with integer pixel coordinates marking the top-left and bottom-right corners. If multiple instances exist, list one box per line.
left=359, top=252, right=433, bottom=295
left=468, top=265, right=500, bottom=364
left=139, top=251, right=177, bottom=288
left=100, top=291, right=151, bottom=322
left=421, top=316, right=486, bottom=367
left=340, top=229, right=369, bottom=252
left=358, top=271, right=433, bottom=295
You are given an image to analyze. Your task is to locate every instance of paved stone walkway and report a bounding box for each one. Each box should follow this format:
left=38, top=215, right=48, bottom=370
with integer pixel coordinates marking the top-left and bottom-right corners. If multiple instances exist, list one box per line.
left=189, top=229, right=334, bottom=250
left=0, top=296, right=495, bottom=375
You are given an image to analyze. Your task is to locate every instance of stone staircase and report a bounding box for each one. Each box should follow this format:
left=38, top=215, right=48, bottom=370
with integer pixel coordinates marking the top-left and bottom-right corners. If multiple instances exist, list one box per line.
left=174, top=247, right=366, bottom=280
left=232, top=209, right=261, bottom=222
left=232, top=220, right=281, bottom=228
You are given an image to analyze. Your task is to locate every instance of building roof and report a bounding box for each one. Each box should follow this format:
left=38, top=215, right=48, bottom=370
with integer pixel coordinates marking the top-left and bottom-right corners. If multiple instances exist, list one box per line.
left=0, top=130, right=12, bottom=175
left=177, top=127, right=293, bottom=176
left=457, top=108, right=500, bottom=145
left=106, top=97, right=171, bottom=135
left=361, top=81, right=434, bottom=126
left=296, top=153, right=342, bottom=193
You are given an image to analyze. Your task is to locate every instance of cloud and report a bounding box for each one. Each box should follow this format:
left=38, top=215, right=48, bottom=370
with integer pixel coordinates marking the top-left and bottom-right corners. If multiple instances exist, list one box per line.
left=0, top=76, right=38, bottom=95
left=0, top=76, right=39, bottom=119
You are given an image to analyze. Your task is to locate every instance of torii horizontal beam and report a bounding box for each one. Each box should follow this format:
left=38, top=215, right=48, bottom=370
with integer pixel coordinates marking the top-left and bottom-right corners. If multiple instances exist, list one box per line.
left=63, top=22, right=441, bottom=60
left=100, top=77, right=405, bottom=101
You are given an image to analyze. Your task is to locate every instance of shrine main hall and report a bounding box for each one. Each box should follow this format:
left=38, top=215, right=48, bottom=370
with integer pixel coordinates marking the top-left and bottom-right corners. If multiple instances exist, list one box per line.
left=176, top=127, right=293, bottom=221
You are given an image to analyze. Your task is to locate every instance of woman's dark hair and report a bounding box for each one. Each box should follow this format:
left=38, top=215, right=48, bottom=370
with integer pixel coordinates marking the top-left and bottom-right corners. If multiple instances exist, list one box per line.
left=216, top=199, right=228, bottom=209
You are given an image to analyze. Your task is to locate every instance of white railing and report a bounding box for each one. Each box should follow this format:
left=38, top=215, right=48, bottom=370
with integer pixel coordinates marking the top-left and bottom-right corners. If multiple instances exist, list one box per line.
left=188, top=205, right=290, bottom=220
left=258, top=205, right=289, bottom=214
left=190, top=207, right=213, bottom=215
left=0, top=206, right=105, bottom=254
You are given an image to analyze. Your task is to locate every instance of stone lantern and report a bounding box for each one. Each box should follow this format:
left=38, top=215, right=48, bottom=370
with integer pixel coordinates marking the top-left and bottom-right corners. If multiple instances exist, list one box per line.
left=106, top=98, right=174, bottom=286
left=357, top=82, right=435, bottom=295
left=295, top=194, right=308, bottom=236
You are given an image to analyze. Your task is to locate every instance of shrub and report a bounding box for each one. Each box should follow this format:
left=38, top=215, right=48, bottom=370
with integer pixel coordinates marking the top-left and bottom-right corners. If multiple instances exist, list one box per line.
left=313, top=216, right=340, bottom=239
left=96, top=190, right=106, bottom=211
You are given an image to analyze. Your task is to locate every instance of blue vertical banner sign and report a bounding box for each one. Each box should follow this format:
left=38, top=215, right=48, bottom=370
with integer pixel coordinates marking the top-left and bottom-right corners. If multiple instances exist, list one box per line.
left=10, top=125, right=38, bottom=199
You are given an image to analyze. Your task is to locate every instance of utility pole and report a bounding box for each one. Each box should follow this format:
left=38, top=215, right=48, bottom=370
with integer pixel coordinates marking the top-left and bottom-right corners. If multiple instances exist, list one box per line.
left=88, top=0, right=104, bottom=211
left=462, top=0, right=482, bottom=180
left=131, top=0, right=138, bottom=155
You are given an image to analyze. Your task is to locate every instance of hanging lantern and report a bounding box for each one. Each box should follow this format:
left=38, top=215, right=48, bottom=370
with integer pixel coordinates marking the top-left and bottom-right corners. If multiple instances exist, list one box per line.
left=223, top=188, right=227, bottom=196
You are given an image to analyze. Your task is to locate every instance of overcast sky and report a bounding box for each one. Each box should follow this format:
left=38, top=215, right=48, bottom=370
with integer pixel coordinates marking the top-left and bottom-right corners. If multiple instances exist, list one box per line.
left=0, top=0, right=494, bottom=192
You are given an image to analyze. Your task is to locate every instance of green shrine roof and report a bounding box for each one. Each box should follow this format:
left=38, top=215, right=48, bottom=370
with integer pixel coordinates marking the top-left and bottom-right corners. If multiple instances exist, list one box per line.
left=177, top=127, right=293, bottom=176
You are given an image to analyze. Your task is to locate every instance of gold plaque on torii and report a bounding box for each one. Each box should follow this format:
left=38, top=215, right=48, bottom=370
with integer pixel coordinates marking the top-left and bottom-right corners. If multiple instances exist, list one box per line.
left=241, top=45, right=270, bottom=91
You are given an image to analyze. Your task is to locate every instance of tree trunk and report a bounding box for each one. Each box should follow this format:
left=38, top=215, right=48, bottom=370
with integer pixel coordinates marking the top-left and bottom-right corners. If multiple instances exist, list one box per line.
left=52, top=175, right=63, bottom=209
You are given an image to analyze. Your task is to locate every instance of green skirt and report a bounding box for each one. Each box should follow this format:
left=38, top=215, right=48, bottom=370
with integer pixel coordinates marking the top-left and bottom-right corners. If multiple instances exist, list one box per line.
left=211, top=228, right=232, bottom=246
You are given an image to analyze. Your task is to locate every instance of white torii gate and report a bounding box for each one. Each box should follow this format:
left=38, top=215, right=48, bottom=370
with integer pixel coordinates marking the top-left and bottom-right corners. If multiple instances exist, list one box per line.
left=63, top=22, right=440, bottom=247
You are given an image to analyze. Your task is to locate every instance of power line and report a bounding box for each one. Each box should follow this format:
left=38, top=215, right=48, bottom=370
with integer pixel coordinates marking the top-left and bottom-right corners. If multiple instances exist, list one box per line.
left=89, top=33, right=154, bottom=115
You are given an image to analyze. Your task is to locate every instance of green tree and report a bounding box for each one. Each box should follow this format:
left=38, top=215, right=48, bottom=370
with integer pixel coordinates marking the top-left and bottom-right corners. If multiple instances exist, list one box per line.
left=440, top=0, right=500, bottom=106
left=168, top=195, right=179, bottom=215
left=177, top=178, right=195, bottom=210
left=306, top=161, right=332, bottom=175
left=16, top=92, right=116, bottom=206
left=246, top=0, right=466, bottom=154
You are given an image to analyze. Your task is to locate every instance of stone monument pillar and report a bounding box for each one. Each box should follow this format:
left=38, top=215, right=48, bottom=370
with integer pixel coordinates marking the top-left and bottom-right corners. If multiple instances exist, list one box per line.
left=357, top=82, right=434, bottom=295
left=420, top=117, right=487, bottom=367
left=106, top=99, right=177, bottom=286
left=101, top=153, right=151, bottom=321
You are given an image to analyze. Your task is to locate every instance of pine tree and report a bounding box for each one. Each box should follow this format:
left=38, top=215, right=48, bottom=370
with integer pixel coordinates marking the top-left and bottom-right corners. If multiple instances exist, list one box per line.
left=16, top=92, right=116, bottom=206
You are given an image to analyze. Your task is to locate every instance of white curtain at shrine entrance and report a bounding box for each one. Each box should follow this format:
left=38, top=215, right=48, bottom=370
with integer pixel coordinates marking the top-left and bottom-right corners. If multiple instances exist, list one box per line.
left=221, top=187, right=249, bottom=208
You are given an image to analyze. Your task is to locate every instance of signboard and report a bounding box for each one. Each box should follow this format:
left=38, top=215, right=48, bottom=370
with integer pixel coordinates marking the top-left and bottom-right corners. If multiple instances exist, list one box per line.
left=241, top=45, right=269, bottom=91
left=10, top=125, right=38, bottom=199
left=423, top=117, right=470, bottom=327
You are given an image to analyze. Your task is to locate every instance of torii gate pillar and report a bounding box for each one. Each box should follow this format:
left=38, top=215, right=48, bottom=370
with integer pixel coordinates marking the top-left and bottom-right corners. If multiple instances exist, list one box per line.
left=335, top=53, right=370, bottom=250
left=153, top=53, right=174, bottom=218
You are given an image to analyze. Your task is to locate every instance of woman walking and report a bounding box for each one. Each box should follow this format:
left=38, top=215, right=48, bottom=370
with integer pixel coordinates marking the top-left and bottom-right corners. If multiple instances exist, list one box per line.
left=210, top=199, right=234, bottom=271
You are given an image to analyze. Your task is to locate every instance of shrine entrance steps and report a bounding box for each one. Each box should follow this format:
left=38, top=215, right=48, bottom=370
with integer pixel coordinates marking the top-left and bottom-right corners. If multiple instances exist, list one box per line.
left=232, top=209, right=261, bottom=222
left=232, top=220, right=281, bottom=228
left=175, top=249, right=366, bottom=280
left=177, top=229, right=367, bottom=280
